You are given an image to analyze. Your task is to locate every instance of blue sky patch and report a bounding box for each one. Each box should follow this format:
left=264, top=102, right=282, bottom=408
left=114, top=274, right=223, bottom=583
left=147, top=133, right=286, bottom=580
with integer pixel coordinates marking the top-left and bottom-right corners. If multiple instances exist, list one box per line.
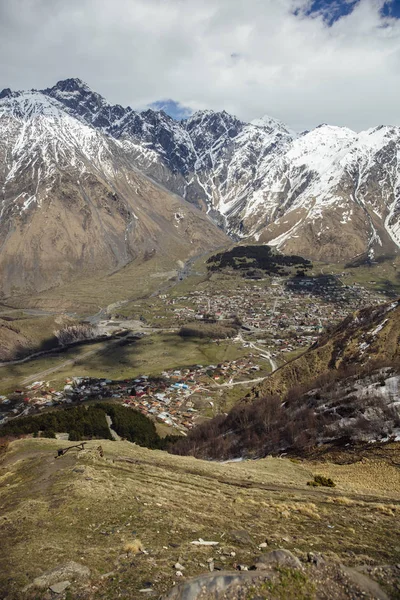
left=294, top=0, right=359, bottom=26
left=149, top=99, right=193, bottom=120
left=381, top=0, right=400, bottom=19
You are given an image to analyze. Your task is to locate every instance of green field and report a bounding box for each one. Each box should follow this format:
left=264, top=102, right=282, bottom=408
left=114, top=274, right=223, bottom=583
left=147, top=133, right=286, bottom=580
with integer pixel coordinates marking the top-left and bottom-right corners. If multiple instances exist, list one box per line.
left=0, top=332, right=252, bottom=394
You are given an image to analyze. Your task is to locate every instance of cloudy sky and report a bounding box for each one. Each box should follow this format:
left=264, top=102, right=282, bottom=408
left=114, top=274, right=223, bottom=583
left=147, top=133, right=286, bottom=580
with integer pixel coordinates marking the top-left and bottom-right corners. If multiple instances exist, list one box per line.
left=0, top=0, right=399, bottom=131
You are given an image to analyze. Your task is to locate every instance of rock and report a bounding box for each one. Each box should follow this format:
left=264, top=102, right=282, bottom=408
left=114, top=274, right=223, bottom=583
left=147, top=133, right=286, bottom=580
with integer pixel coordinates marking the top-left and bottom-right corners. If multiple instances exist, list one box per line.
left=49, top=581, right=70, bottom=594
left=174, top=563, right=185, bottom=571
left=229, top=529, right=254, bottom=546
left=28, top=561, right=90, bottom=590
left=161, top=572, right=257, bottom=599
left=258, top=542, right=268, bottom=549
left=307, top=552, right=325, bottom=567
left=253, top=549, right=302, bottom=571
left=100, top=572, right=115, bottom=580
left=208, top=561, right=214, bottom=572
left=161, top=560, right=395, bottom=600
left=341, top=566, right=390, bottom=600
left=191, top=539, right=219, bottom=546
left=176, top=571, right=184, bottom=577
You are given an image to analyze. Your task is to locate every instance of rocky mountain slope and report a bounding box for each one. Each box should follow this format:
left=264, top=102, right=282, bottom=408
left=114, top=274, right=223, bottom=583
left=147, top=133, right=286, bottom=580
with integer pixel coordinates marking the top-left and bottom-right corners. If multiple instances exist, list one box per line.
left=0, top=87, right=227, bottom=296
left=39, top=78, right=400, bottom=262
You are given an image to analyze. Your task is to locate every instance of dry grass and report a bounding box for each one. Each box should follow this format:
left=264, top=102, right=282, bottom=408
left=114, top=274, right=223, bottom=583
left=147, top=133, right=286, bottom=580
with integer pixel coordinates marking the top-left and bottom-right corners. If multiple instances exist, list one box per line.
left=0, top=438, right=400, bottom=599
left=327, top=496, right=358, bottom=507
left=305, top=453, right=400, bottom=498
left=265, top=501, right=321, bottom=520
left=123, top=539, right=144, bottom=554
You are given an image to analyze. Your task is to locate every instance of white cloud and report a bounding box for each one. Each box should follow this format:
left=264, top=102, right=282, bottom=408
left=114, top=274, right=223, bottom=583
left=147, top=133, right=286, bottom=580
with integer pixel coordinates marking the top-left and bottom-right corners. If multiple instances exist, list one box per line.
left=0, top=0, right=399, bottom=131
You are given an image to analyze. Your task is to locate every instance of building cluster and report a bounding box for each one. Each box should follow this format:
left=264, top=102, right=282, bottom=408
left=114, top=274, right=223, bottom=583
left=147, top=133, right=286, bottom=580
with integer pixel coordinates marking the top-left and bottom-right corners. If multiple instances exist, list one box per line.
left=156, top=278, right=383, bottom=351
left=0, top=274, right=386, bottom=434
left=0, top=358, right=262, bottom=432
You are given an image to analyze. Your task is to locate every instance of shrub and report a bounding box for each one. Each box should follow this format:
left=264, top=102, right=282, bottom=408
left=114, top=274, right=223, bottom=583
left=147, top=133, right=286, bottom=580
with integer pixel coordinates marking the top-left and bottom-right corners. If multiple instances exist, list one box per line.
left=307, top=475, right=335, bottom=488
left=42, top=430, right=56, bottom=439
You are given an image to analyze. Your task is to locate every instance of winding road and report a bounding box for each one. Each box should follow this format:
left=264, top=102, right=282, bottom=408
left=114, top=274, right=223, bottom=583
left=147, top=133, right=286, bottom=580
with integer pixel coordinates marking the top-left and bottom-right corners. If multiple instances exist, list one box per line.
left=237, top=331, right=278, bottom=372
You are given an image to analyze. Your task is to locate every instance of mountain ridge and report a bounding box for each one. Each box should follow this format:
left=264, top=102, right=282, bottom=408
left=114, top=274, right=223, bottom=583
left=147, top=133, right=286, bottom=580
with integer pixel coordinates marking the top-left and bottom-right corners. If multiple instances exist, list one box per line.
left=1, top=78, right=400, bottom=299
left=37, top=78, right=400, bottom=261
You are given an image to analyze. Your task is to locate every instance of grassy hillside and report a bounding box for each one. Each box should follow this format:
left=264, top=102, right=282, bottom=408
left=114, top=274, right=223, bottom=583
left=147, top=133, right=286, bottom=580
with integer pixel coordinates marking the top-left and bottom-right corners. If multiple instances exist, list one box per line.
left=0, top=313, right=67, bottom=362
left=0, top=438, right=399, bottom=599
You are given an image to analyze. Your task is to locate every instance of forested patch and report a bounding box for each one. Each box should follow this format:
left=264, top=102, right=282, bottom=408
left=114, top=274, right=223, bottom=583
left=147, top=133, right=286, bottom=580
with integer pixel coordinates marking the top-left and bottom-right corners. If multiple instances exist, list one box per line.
left=207, top=245, right=311, bottom=276
left=0, top=403, right=173, bottom=449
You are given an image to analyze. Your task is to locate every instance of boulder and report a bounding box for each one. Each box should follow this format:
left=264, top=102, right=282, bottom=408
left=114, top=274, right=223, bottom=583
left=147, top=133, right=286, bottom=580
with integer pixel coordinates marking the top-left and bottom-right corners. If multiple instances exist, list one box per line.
left=161, top=571, right=259, bottom=600
left=49, top=581, right=71, bottom=594
left=341, top=566, right=390, bottom=600
left=253, top=549, right=302, bottom=570
left=30, top=561, right=90, bottom=590
left=229, top=529, right=254, bottom=546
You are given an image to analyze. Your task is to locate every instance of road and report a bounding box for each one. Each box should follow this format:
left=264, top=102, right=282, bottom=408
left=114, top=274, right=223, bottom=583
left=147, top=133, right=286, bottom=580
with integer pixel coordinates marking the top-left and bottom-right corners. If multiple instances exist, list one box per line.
left=213, top=376, right=268, bottom=388
left=237, top=331, right=278, bottom=372
left=247, top=340, right=278, bottom=371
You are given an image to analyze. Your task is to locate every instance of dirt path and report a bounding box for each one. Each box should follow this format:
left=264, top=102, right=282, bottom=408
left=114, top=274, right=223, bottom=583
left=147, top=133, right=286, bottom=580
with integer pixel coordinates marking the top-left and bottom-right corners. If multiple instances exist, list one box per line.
left=106, top=415, right=121, bottom=441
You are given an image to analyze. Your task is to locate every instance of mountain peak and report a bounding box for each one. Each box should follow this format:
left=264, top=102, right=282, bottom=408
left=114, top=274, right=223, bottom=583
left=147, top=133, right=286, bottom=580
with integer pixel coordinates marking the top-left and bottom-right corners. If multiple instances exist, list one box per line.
left=0, top=88, right=17, bottom=100
left=250, top=114, right=297, bottom=138
left=52, top=77, right=92, bottom=93
left=42, top=78, right=107, bottom=124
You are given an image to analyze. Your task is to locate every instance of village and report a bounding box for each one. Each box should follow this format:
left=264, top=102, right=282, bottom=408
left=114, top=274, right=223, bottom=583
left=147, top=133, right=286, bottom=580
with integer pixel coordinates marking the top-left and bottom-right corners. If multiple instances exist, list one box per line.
left=0, top=357, right=264, bottom=433
left=147, top=276, right=384, bottom=353
left=0, top=273, right=387, bottom=436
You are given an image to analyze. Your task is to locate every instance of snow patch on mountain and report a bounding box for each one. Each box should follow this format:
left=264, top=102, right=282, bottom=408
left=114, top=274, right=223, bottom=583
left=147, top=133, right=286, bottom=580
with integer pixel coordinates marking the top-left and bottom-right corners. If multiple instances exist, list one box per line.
left=0, top=90, right=120, bottom=215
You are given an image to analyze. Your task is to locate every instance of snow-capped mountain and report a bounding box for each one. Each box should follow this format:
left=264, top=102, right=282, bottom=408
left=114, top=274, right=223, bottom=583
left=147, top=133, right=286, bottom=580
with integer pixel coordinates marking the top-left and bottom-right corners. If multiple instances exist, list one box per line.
left=1, top=77, right=400, bottom=297
left=0, top=85, right=227, bottom=295
left=41, top=79, right=400, bottom=262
